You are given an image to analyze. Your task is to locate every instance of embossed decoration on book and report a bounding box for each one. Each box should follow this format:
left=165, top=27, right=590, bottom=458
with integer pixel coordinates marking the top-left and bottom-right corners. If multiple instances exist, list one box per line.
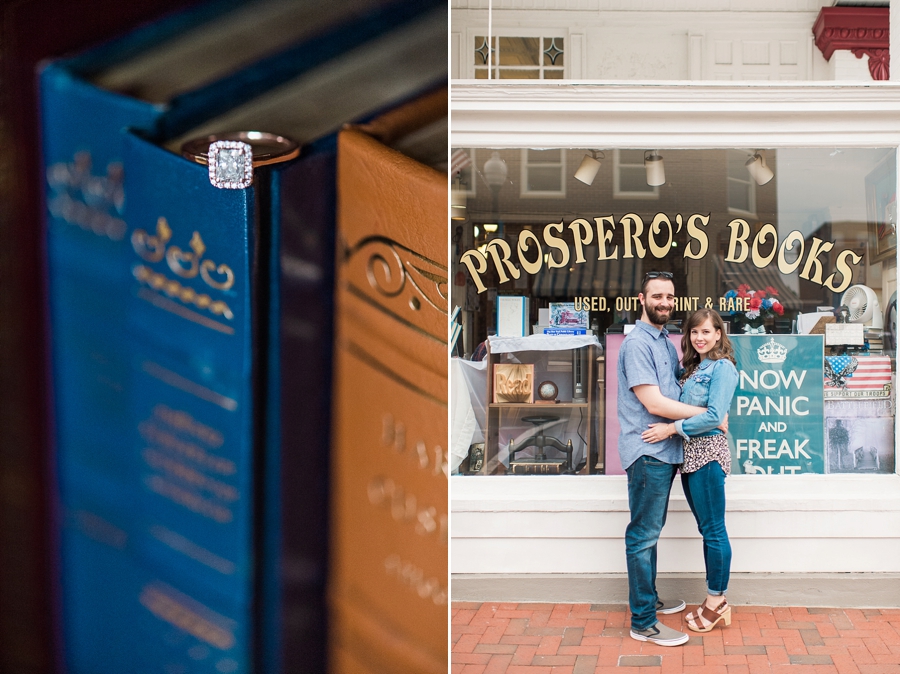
left=346, top=237, right=447, bottom=341
left=46, top=151, right=126, bottom=240
left=132, top=217, right=235, bottom=320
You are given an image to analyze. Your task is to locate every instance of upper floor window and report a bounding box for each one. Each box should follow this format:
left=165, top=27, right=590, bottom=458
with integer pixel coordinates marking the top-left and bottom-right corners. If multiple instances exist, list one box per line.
left=727, top=149, right=757, bottom=216
left=520, top=149, right=566, bottom=198
left=474, top=36, right=565, bottom=80
left=613, top=149, right=659, bottom=199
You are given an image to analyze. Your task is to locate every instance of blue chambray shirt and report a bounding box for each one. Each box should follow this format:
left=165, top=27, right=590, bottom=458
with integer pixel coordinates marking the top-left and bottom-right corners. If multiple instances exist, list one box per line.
left=616, top=320, right=684, bottom=470
left=674, top=358, right=739, bottom=439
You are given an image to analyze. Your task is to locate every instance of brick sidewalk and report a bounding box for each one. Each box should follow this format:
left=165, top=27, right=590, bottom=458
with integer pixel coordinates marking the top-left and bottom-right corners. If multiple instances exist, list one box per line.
left=452, top=602, right=900, bottom=674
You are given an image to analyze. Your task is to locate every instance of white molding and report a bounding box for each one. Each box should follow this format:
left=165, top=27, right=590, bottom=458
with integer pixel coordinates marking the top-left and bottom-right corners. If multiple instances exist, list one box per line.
left=689, top=33, right=704, bottom=80
left=568, top=32, right=585, bottom=79
left=451, top=573, right=900, bottom=607
left=452, top=473, right=900, bottom=512
left=806, top=33, right=814, bottom=80
left=451, top=474, right=900, bottom=574
left=451, top=31, right=462, bottom=80
left=451, top=81, right=900, bottom=148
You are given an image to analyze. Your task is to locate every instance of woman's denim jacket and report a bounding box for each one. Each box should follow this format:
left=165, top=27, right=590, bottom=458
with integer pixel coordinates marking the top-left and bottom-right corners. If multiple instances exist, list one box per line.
left=674, top=358, right=739, bottom=439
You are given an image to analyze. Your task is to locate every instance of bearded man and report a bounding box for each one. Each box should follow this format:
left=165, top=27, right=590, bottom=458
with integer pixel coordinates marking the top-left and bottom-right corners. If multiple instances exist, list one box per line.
left=616, top=272, right=707, bottom=647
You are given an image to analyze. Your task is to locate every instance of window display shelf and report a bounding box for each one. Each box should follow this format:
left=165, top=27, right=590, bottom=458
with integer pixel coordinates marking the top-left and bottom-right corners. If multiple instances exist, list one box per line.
left=488, top=402, right=589, bottom=408
left=484, top=337, right=599, bottom=475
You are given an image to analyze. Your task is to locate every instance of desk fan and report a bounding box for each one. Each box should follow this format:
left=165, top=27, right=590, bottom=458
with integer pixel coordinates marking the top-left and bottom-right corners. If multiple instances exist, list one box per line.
left=840, top=284, right=883, bottom=328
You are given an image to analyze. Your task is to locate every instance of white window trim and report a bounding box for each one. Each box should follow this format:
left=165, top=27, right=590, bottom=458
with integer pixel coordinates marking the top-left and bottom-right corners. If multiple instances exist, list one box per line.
left=727, top=149, right=757, bottom=217
left=519, top=148, right=566, bottom=198
left=450, top=81, right=900, bottom=151
left=467, top=28, right=568, bottom=80
left=612, top=148, right=659, bottom=200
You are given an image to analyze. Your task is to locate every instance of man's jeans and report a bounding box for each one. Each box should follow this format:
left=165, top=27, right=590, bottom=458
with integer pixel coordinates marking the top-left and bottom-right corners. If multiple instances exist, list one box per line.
left=625, top=455, right=678, bottom=631
left=681, top=460, right=731, bottom=596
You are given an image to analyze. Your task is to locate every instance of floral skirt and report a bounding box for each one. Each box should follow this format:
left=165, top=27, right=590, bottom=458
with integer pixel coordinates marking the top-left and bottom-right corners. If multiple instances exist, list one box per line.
left=682, top=434, right=731, bottom=476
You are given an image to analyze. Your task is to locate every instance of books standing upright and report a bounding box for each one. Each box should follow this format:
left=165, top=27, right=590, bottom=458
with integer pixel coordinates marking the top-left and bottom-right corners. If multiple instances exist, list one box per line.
left=330, top=90, right=449, bottom=672
left=39, top=1, right=447, bottom=672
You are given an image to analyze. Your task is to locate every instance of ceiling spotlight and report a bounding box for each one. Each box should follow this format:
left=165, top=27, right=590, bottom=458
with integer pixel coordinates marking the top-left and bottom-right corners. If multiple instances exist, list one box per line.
left=644, top=150, right=665, bottom=187
left=574, top=150, right=605, bottom=185
left=745, top=150, right=774, bottom=185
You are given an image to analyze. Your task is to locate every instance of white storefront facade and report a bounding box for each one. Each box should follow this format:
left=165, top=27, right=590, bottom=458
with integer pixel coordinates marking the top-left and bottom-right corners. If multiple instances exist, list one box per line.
left=450, top=1, right=900, bottom=606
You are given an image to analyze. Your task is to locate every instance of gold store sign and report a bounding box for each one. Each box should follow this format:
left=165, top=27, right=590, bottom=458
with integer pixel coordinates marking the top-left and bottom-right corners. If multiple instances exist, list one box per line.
left=460, top=213, right=862, bottom=295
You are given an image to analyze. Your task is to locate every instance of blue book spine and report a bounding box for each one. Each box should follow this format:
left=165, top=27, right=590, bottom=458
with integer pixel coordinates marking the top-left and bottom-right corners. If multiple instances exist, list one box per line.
left=41, top=64, right=164, bottom=489
left=120, top=133, right=257, bottom=669
left=119, top=134, right=339, bottom=674
left=40, top=64, right=170, bottom=674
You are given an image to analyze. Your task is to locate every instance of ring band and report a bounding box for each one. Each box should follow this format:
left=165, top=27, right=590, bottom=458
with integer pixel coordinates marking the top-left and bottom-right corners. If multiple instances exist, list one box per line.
left=181, top=132, right=300, bottom=189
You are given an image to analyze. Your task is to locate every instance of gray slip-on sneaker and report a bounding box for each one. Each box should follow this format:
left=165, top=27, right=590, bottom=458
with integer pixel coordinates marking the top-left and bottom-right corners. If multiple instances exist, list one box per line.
left=656, top=598, right=686, bottom=614
left=630, top=621, right=690, bottom=646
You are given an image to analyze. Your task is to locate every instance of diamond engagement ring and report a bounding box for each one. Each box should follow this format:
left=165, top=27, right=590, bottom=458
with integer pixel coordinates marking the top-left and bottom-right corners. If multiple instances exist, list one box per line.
left=181, top=132, right=300, bottom=189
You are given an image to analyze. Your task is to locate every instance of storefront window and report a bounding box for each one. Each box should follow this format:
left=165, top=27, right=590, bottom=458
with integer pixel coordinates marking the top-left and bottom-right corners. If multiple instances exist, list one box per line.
left=451, top=147, right=898, bottom=478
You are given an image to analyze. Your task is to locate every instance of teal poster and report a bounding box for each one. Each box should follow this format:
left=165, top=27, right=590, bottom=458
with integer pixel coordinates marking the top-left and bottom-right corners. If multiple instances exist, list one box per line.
left=729, top=335, right=825, bottom=474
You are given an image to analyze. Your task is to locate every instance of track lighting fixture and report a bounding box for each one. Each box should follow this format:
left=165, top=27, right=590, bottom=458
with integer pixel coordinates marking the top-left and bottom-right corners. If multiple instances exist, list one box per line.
left=644, top=150, right=665, bottom=187
left=574, top=150, right=604, bottom=185
left=745, top=150, right=774, bottom=185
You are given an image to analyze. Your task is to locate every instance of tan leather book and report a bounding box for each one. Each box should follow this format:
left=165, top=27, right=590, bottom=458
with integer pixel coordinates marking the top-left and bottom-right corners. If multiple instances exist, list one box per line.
left=329, top=88, right=448, bottom=674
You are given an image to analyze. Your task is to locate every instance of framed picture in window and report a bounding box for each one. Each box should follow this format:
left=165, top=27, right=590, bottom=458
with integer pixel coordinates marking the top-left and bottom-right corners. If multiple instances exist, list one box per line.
left=866, top=153, right=897, bottom=264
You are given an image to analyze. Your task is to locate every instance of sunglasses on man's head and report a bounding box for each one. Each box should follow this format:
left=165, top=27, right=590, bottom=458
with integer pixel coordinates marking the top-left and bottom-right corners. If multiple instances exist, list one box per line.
left=643, top=271, right=674, bottom=280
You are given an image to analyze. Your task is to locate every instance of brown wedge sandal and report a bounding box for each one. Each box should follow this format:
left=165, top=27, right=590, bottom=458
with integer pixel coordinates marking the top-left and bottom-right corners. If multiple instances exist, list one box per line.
left=685, top=599, right=731, bottom=632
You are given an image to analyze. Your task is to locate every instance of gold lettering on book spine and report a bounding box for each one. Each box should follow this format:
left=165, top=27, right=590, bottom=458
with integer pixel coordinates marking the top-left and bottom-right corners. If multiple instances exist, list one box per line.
left=383, top=555, right=447, bottom=607
left=153, top=404, right=224, bottom=447
left=132, top=217, right=171, bottom=262
left=47, top=152, right=126, bottom=240
left=132, top=219, right=236, bottom=321
left=200, top=260, right=235, bottom=290
left=133, top=266, right=234, bottom=319
left=166, top=230, right=204, bottom=278
left=139, top=586, right=235, bottom=649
